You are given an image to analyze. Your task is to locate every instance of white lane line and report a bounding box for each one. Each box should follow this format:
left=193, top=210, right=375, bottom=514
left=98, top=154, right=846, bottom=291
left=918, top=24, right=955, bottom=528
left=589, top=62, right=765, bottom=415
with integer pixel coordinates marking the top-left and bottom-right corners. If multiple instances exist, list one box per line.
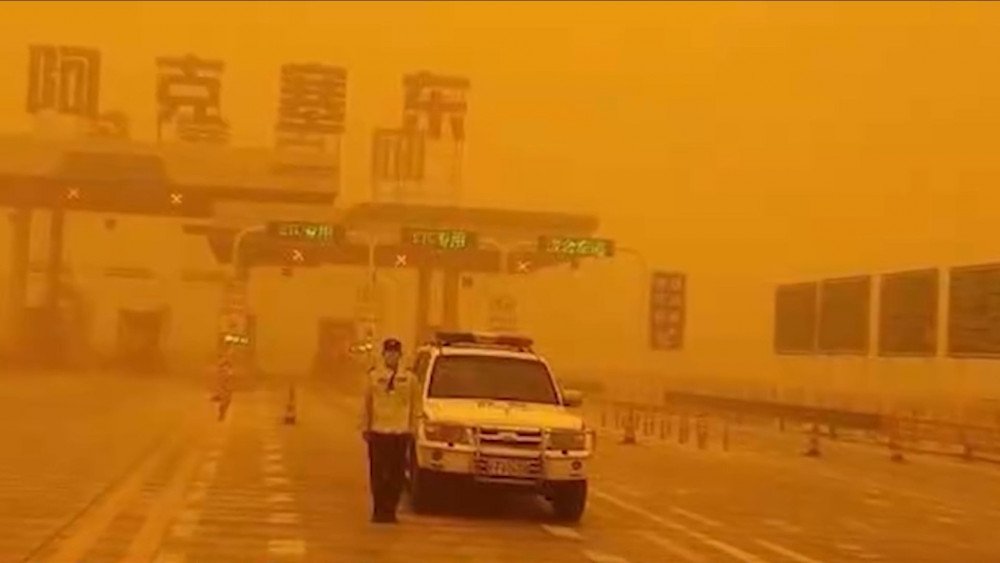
left=154, top=551, right=187, bottom=563
left=265, top=453, right=283, bottom=463
left=582, top=550, right=630, bottom=563
left=841, top=518, right=877, bottom=534
left=541, top=524, right=583, bottom=540
left=262, top=462, right=286, bottom=475
left=265, top=476, right=290, bottom=487
left=635, top=530, right=706, bottom=562
left=671, top=507, right=722, bottom=528
left=592, top=489, right=770, bottom=563
left=933, top=515, right=958, bottom=524
left=266, top=492, right=295, bottom=504
left=268, top=538, right=306, bottom=556
left=170, top=522, right=197, bottom=539
left=762, top=518, right=802, bottom=534
left=755, top=539, right=825, bottom=563
left=267, top=512, right=300, bottom=524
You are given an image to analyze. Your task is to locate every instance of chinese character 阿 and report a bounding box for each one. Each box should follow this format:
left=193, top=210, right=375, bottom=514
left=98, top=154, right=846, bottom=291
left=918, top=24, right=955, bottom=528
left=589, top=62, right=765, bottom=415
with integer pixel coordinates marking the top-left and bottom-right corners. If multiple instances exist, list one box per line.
left=402, top=72, right=469, bottom=141
left=156, top=55, right=229, bottom=144
left=27, top=45, right=101, bottom=117
left=276, top=63, right=346, bottom=151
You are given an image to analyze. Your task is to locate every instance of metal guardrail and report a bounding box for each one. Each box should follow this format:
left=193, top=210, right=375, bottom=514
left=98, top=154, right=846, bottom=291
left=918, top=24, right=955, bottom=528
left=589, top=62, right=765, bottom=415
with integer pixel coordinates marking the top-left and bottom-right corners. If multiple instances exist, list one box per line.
left=589, top=392, right=1000, bottom=464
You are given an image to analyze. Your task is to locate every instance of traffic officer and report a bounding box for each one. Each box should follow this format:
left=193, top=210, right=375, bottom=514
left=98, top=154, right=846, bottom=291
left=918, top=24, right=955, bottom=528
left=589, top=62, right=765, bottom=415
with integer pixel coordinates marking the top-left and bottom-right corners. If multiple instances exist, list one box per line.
left=362, top=338, right=415, bottom=523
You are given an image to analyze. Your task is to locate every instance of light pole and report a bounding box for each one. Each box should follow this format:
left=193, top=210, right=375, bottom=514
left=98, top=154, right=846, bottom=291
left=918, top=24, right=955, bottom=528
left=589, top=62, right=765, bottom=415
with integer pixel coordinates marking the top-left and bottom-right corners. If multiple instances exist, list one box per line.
left=615, top=246, right=652, bottom=401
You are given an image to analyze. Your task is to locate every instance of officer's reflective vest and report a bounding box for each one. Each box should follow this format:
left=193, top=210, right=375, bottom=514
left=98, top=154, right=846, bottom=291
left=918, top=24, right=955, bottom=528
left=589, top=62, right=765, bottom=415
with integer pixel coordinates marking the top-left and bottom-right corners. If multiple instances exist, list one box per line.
left=366, top=367, right=414, bottom=434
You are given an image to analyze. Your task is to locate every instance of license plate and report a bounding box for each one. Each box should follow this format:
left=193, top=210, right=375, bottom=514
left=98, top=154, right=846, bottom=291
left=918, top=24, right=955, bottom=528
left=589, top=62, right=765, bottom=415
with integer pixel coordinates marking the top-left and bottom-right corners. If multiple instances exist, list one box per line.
left=481, top=457, right=533, bottom=477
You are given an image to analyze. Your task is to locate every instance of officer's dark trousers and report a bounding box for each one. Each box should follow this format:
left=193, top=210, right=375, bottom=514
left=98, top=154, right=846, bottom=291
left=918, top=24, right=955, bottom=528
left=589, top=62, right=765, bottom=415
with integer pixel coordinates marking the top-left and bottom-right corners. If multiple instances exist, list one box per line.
left=367, top=432, right=411, bottom=520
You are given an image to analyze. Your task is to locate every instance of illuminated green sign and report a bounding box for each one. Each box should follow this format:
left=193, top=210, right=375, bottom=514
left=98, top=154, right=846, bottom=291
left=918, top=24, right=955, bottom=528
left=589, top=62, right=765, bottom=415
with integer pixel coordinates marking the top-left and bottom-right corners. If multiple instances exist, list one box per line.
left=403, top=228, right=477, bottom=251
left=539, top=236, right=615, bottom=258
left=267, top=221, right=344, bottom=243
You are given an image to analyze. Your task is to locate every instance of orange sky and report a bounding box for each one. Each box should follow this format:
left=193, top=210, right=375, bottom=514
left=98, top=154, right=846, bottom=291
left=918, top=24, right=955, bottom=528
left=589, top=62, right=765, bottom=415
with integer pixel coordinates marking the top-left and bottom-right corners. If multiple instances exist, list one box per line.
left=1, top=1, right=1000, bottom=280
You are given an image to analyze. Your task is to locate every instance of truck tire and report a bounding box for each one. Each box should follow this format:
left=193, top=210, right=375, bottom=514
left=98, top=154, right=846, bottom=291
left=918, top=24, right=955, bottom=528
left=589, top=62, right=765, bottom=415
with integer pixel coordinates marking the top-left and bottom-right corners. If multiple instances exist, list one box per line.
left=551, top=480, right=587, bottom=522
left=409, top=463, right=439, bottom=514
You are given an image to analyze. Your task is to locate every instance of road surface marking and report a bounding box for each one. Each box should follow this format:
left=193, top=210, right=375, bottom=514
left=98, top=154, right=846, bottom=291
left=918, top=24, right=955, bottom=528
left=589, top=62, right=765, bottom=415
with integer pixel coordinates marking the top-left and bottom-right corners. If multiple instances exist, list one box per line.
left=185, top=489, right=206, bottom=504
left=762, top=518, right=802, bottom=534
left=265, top=453, right=283, bottom=462
left=755, top=540, right=824, bottom=563
left=636, top=530, right=706, bottom=562
left=268, top=512, right=300, bottom=524
left=841, top=518, right=877, bottom=534
left=933, top=515, right=958, bottom=524
left=265, top=476, right=290, bottom=487
left=836, top=543, right=865, bottom=552
left=267, top=493, right=295, bottom=504
left=592, top=489, right=770, bottom=563
left=583, top=550, right=630, bottom=563
left=604, top=482, right=643, bottom=498
left=124, top=443, right=206, bottom=561
left=268, top=538, right=306, bottom=556
left=40, top=433, right=181, bottom=562
left=671, top=507, right=722, bottom=528
left=863, top=497, right=890, bottom=507
left=541, top=524, right=583, bottom=540
left=200, top=460, right=218, bottom=476
left=263, top=462, right=286, bottom=475
left=176, top=509, right=201, bottom=523
left=153, top=552, right=187, bottom=563
left=170, top=522, right=196, bottom=538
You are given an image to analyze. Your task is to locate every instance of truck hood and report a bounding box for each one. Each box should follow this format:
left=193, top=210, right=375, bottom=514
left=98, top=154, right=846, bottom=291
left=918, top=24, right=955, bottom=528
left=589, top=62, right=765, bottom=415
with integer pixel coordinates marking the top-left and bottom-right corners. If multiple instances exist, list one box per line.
left=422, top=398, right=584, bottom=431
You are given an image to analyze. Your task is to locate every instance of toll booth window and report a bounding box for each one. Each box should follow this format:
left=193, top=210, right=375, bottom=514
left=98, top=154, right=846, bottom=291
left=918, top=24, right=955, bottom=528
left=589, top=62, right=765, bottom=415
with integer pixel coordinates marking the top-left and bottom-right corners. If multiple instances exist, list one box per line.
left=427, top=356, right=558, bottom=405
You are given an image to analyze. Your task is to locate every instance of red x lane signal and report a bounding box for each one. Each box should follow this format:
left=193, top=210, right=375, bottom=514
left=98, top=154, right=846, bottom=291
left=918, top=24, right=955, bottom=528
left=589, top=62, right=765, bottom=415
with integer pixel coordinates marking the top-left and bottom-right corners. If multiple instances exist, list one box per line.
left=395, top=254, right=408, bottom=267
left=169, top=193, right=184, bottom=205
left=516, top=260, right=531, bottom=273
left=291, top=249, right=305, bottom=262
left=66, top=188, right=80, bottom=200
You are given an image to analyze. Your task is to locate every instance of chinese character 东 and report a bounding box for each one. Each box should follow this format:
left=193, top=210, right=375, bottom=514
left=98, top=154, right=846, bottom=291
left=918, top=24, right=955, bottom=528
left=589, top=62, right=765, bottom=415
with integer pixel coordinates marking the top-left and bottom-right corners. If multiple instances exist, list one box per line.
left=27, top=45, right=101, bottom=117
left=156, top=54, right=229, bottom=144
left=276, top=63, right=347, bottom=151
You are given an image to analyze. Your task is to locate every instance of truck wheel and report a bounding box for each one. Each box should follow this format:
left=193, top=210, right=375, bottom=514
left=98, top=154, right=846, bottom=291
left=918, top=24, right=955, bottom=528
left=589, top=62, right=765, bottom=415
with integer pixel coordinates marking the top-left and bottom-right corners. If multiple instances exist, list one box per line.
left=551, top=480, right=587, bottom=522
left=410, top=466, right=439, bottom=514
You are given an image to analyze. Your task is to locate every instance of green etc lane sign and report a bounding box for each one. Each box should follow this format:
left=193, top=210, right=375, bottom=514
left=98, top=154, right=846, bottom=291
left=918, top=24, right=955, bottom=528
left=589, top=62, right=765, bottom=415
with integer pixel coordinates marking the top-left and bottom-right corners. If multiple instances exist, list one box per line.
left=403, top=228, right=477, bottom=251
left=538, top=236, right=615, bottom=258
left=267, top=221, right=345, bottom=244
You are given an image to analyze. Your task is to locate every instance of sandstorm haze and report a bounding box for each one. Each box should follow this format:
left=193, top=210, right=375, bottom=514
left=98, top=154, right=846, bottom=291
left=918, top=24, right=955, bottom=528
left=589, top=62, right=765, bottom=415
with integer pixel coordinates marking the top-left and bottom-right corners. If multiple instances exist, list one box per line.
left=1, top=2, right=1000, bottom=387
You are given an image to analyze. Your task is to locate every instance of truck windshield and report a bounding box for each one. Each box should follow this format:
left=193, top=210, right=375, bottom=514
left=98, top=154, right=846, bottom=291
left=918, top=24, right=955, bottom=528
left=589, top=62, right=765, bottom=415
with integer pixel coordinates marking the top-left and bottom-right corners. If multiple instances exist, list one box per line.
left=427, top=355, right=560, bottom=405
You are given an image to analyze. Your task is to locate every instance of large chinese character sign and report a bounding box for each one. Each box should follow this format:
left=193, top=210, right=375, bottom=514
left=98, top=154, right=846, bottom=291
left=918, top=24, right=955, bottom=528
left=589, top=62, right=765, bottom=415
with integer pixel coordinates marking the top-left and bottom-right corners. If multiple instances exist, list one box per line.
left=156, top=54, right=229, bottom=144
left=27, top=45, right=100, bottom=117
left=276, top=63, right=346, bottom=151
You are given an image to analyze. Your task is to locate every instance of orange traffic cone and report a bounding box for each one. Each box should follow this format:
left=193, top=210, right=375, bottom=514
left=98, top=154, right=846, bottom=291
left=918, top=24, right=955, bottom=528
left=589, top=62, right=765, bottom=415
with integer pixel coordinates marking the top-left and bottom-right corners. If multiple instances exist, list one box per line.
left=283, top=384, right=297, bottom=425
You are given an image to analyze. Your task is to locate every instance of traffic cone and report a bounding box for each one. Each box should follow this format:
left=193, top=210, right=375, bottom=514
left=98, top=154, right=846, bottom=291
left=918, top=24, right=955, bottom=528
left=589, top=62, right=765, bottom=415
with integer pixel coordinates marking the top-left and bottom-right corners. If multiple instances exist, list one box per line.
left=696, top=415, right=709, bottom=450
left=283, top=384, right=297, bottom=425
left=622, top=407, right=637, bottom=445
left=722, top=420, right=730, bottom=452
left=887, top=416, right=905, bottom=463
left=803, top=423, right=821, bottom=457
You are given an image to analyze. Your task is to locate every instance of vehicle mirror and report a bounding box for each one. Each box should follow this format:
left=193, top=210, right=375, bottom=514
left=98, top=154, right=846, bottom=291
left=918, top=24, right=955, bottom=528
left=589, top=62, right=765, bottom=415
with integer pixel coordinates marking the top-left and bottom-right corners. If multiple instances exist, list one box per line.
left=563, top=389, right=584, bottom=408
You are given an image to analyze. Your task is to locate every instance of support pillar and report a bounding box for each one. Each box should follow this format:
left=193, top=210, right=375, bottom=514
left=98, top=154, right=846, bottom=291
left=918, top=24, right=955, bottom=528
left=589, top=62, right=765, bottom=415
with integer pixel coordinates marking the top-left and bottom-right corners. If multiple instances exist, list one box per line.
left=442, top=268, right=460, bottom=331
left=45, top=208, right=66, bottom=366
left=7, top=209, right=32, bottom=356
left=416, top=267, right=432, bottom=343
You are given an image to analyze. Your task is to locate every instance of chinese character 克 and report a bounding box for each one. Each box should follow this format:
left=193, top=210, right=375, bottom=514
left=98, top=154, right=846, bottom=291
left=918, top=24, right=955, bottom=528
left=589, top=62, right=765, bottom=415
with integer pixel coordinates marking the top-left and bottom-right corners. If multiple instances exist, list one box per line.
left=27, top=45, right=101, bottom=117
left=402, top=72, right=469, bottom=141
left=156, top=54, right=229, bottom=144
left=276, top=63, right=347, bottom=150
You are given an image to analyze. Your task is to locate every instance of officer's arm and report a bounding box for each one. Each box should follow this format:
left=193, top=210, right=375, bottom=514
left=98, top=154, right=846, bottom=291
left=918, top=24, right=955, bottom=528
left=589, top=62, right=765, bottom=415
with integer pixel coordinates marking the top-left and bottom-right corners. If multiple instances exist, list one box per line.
left=361, top=371, right=374, bottom=434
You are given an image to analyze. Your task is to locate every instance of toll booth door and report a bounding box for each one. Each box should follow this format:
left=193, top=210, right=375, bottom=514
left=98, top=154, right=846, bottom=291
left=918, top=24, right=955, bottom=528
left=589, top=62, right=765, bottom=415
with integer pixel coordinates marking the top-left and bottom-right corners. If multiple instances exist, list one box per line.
left=313, top=318, right=353, bottom=376
left=116, top=308, right=166, bottom=373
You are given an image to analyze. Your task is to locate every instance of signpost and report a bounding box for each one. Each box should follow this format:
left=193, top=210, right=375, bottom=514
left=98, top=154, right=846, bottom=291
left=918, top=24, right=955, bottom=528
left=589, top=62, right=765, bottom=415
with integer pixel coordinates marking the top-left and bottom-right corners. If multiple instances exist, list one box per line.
left=267, top=221, right=345, bottom=244
left=402, top=228, right=476, bottom=251
left=649, top=271, right=686, bottom=351
left=538, top=236, right=615, bottom=258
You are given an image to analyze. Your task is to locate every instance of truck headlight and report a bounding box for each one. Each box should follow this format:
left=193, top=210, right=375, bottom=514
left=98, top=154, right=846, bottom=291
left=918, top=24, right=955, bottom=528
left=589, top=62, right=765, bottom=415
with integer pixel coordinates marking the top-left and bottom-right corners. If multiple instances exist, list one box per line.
left=547, top=430, right=588, bottom=451
left=423, top=422, right=470, bottom=445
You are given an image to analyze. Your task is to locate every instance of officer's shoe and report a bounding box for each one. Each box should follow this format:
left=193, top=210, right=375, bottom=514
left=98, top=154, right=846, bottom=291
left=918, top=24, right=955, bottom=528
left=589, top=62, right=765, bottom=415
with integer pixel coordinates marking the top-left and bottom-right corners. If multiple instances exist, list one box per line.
left=371, top=513, right=397, bottom=524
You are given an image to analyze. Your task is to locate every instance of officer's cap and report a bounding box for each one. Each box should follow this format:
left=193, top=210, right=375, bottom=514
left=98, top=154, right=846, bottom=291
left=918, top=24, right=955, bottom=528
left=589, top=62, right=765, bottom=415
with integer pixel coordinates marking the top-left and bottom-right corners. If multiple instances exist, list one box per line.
left=382, top=338, right=402, bottom=352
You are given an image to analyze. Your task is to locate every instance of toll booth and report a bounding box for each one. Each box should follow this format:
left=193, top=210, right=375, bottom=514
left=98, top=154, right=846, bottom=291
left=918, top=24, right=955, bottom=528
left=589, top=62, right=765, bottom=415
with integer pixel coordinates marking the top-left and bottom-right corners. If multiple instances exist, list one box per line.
left=116, top=307, right=167, bottom=373
left=312, top=317, right=355, bottom=377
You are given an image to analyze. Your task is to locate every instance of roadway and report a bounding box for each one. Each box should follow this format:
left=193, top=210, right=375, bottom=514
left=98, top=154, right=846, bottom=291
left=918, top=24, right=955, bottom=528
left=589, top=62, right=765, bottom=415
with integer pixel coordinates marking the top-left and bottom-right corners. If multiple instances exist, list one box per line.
left=1, top=371, right=999, bottom=562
